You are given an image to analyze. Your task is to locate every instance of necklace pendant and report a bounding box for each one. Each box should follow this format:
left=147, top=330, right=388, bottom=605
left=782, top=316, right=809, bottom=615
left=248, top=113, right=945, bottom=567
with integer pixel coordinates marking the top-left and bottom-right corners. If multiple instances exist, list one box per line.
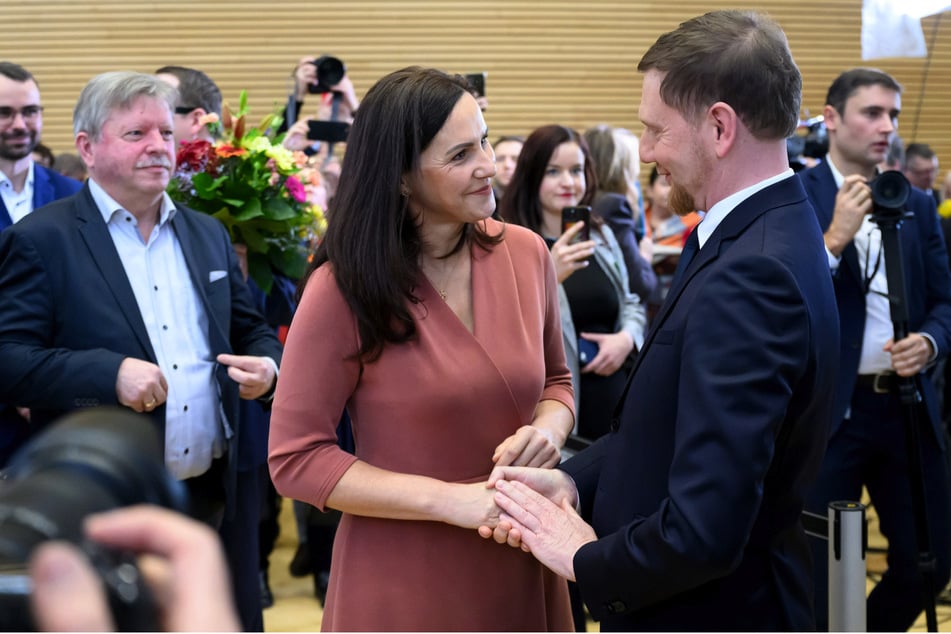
left=439, top=289, right=448, bottom=300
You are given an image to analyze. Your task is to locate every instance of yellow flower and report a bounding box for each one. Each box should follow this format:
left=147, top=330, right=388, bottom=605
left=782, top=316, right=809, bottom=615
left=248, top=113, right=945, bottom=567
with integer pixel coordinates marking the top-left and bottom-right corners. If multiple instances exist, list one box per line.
left=266, top=144, right=296, bottom=172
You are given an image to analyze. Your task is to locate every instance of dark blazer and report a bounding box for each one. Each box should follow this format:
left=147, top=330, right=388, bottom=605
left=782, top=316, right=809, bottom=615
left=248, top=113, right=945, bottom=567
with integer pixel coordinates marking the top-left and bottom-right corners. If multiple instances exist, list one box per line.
left=592, top=192, right=657, bottom=302
left=0, top=163, right=82, bottom=230
left=562, top=176, right=839, bottom=631
left=799, top=161, right=951, bottom=443
left=0, top=184, right=282, bottom=506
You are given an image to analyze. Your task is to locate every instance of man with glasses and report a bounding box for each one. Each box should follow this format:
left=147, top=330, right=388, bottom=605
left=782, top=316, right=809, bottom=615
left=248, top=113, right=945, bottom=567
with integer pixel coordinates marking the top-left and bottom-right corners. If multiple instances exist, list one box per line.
left=800, top=68, right=951, bottom=631
left=0, top=62, right=81, bottom=231
left=0, top=62, right=82, bottom=468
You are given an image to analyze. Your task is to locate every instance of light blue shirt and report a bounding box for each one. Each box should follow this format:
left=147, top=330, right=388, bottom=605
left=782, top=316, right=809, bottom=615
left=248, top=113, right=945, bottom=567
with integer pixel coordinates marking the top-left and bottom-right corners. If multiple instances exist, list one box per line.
left=88, top=178, right=229, bottom=479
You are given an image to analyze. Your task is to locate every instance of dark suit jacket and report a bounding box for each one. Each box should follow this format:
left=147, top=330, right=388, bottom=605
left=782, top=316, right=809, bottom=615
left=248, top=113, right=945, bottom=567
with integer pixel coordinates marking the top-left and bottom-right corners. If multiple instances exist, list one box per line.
left=0, top=163, right=82, bottom=230
left=0, top=163, right=82, bottom=464
left=562, top=176, right=839, bottom=631
left=799, top=161, right=951, bottom=443
left=0, top=184, right=282, bottom=507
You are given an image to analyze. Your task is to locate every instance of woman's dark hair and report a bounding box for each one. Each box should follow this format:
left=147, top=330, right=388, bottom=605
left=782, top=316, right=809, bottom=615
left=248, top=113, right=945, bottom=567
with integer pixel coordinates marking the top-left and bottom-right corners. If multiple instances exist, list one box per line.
left=498, top=124, right=597, bottom=235
left=303, top=66, right=501, bottom=362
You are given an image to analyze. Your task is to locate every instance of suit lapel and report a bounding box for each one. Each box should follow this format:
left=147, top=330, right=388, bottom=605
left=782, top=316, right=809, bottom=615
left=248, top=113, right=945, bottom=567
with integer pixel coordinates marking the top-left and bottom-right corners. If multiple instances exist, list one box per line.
left=32, top=165, right=55, bottom=211
left=74, top=187, right=156, bottom=359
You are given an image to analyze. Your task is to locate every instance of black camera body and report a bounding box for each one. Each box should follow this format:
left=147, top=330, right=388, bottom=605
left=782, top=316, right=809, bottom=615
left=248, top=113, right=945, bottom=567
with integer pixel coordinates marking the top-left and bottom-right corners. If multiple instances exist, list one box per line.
left=870, top=170, right=912, bottom=220
left=0, top=408, right=188, bottom=631
left=308, top=55, right=346, bottom=94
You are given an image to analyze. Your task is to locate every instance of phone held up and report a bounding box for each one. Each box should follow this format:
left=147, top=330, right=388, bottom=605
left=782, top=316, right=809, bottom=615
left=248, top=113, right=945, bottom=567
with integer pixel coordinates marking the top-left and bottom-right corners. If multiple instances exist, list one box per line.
left=561, top=206, right=591, bottom=243
left=306, top=120, right=351, bottom=143
left=464, top=72, right=487, bottom=98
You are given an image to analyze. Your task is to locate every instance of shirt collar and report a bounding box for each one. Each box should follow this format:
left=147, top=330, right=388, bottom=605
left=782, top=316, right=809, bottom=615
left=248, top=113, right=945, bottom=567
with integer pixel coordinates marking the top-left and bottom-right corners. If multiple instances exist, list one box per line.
left=87, top=177, right=178, bottom=226
left=696, top=168, right=794, bottom=248
left=0, top=159, right=36, bottom=192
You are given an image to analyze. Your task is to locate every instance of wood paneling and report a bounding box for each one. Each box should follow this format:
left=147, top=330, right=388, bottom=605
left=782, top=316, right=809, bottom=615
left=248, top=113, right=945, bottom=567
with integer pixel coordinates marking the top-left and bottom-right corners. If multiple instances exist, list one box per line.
left=3, top=1, right=949, bottom=183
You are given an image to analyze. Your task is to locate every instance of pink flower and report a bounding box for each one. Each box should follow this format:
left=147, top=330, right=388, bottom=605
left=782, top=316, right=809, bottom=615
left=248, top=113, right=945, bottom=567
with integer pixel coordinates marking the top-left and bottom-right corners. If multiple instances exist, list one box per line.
left=285, top=175, right=307, bottom=203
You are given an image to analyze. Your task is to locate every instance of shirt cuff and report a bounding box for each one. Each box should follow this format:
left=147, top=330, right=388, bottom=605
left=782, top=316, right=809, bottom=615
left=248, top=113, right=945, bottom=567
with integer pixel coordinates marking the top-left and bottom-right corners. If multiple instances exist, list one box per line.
left=826, top=244, right=841, bottom=271
left=260, top=356, right=280, bottom=402
left=921, top=332, right=939, bottom=363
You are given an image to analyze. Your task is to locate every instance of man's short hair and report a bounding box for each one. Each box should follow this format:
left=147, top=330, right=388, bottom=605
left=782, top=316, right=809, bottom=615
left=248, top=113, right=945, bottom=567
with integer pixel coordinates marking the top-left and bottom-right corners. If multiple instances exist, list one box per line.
left=637, top=10, right=801, bottom=140
left=0, top=62, right=35, bottom=84
left=73, top=71, right=177, bottom=140
left=825, top=68, right=902, bottom=116
left=905, top=142, right=936, bottom=162
left=155, top=65, right=222, bottom=117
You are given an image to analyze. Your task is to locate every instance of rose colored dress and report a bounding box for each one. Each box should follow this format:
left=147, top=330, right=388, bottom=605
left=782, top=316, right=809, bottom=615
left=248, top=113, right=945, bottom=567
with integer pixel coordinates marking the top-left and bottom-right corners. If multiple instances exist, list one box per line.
left=269, top=219, right=574, bottom=631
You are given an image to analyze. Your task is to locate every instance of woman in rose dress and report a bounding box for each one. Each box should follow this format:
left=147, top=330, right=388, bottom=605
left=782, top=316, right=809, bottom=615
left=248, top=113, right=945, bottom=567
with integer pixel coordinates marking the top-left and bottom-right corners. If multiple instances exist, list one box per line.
left=268, top=67, right=574, bottom=632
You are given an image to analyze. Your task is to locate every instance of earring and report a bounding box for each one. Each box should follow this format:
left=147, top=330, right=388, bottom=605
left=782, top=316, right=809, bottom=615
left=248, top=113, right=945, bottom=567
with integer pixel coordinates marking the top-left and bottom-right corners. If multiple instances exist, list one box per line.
left=400, top=186, right=410, bottom=197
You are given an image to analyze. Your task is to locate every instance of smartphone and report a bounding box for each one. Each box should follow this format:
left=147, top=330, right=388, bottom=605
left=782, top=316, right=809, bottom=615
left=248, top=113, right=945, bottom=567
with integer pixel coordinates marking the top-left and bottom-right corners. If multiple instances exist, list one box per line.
left=306, top=120, right=350, bottom=143
left=561, top=206, right=591, bottom=243
left=464, top=72, right=487, bottom=98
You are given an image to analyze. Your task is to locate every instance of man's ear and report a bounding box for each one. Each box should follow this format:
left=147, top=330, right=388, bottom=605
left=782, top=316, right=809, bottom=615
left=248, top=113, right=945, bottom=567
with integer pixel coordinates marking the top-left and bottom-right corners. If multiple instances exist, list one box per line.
left=75, top=132, right=94, bottom=169
left=707, top=102, right=738, bottom=159
left=822, top=104, right=839, bottom=133
left=188, top=107, right=208, bottom=140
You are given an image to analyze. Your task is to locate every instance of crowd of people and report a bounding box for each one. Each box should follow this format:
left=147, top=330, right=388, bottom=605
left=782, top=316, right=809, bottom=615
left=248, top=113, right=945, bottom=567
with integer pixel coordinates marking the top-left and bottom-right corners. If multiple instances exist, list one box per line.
left=2, top=8, right=951, bottom=633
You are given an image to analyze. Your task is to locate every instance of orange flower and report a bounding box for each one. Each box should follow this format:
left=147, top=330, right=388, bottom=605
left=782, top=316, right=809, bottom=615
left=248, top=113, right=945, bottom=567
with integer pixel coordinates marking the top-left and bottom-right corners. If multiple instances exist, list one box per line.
left=216, top=144, right=246, bottom=158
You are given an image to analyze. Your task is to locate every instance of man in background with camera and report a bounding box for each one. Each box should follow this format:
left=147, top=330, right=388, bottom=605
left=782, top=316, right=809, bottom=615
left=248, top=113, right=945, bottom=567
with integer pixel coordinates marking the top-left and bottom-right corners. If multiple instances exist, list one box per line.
left=800, top=67, right=951, bottom=631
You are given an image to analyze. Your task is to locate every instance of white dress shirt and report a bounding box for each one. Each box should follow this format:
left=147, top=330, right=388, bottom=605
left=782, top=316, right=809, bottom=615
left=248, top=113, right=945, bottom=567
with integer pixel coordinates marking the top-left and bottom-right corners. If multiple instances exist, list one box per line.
left=695, top=168, right=795, bottom=248
left=0, top=160, right=35, bottom=224
left=88, top=179, right=229, bottom=479
left=822, top=158, right=933, bottom=374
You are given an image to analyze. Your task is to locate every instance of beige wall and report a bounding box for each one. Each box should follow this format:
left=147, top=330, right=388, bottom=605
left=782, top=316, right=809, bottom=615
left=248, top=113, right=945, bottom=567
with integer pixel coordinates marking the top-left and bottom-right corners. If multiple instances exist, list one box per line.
left=4, top=1, right=951, bottom=182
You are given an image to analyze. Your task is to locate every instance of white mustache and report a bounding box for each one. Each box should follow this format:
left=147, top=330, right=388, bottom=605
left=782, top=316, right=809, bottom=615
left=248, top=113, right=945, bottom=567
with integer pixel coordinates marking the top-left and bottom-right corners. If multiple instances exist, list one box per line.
left=135, top=157, right=172, bottom=169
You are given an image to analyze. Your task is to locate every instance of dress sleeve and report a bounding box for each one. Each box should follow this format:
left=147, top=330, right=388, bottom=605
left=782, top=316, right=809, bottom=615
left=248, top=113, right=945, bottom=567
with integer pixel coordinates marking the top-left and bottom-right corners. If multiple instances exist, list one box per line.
left=535, top=232, right=576, bottom=417
left=268, top=265, right=361, bottom=510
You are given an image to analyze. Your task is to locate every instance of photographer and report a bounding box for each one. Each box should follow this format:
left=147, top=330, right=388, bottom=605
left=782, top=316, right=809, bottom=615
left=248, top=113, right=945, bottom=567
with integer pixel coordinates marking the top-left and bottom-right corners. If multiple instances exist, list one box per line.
left=30, top=506, right=240, bottom=632
left=281, top=55, right=359, bottom=156
left=800, top=68, right=951, bottom=631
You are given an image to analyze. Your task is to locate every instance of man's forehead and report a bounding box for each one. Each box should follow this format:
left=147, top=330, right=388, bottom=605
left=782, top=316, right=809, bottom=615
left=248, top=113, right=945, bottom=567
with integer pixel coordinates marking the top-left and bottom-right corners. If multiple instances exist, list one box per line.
left=0, top=76, right=40, bottom=101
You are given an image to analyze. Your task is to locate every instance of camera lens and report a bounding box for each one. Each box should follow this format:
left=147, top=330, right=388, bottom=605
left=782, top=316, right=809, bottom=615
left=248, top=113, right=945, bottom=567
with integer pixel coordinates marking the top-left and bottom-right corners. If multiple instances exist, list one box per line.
left=870, top=170, right=911, bottom=213
left=309, top=56, right=345, bottom=94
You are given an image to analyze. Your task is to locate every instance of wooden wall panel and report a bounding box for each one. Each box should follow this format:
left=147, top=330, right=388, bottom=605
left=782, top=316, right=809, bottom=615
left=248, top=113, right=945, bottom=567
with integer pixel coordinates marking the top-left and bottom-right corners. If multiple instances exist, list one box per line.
left=2, top=1, right=949, bottom=186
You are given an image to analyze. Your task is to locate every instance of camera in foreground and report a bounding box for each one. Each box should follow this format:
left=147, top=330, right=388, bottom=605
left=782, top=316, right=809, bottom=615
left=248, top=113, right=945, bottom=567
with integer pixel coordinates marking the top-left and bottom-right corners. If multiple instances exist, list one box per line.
left=0, top=408, right=187, bottom=631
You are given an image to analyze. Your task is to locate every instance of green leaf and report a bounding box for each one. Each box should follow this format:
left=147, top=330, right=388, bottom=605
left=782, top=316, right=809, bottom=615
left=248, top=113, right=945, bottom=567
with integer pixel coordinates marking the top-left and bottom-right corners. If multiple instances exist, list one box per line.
left=235, top=224, right=268, bottom=253
left=247, top=253, right=274, bottom=294
left=233, top=198, right=264, bottom=222
left=263, top=197, right=297, bottom=221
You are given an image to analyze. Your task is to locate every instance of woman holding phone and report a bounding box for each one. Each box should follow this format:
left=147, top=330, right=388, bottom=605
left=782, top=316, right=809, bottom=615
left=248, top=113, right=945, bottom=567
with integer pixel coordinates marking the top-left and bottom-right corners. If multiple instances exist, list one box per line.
left=499, top=125, right=645, bottom=442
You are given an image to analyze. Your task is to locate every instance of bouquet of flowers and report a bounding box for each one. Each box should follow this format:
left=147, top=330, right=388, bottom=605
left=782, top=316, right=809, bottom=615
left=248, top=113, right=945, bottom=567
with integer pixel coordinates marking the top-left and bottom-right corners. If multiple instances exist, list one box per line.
left=167, top=92, right=326, bottom=293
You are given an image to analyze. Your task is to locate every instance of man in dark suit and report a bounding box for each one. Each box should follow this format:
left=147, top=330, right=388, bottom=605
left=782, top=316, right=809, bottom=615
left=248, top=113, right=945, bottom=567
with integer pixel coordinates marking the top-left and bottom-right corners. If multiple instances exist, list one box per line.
left=482, top=10, right=838, bottom=631
left=0, top=62, right=82, bottom=231
left=0, top=70, right=281, bottom=554
left=800, top=68, right=951, bottom=631
left=0, top=61, right=83, bottom=465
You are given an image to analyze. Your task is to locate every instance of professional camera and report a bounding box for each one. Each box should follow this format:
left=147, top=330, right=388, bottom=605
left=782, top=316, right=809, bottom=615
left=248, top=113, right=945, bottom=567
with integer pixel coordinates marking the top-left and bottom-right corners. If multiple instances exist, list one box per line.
left=0, top=408, right=188, bottom=631
left=869, top=170, right=911, bottom=219
left=308, top=55, right=346, bottom=94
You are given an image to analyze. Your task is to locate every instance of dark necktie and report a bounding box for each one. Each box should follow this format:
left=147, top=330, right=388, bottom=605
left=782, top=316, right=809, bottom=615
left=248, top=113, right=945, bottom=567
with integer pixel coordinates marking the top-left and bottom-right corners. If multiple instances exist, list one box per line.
left=670, top=228, right=699, bottom=288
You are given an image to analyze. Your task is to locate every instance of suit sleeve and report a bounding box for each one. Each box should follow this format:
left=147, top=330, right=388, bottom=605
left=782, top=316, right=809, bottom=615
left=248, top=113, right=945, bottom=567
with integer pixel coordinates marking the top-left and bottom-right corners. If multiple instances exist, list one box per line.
left=0, top=229, right=124, bottom=409
left=572, top=253, right=811, bottom=616
left=914, top=194, right=951, bottom=356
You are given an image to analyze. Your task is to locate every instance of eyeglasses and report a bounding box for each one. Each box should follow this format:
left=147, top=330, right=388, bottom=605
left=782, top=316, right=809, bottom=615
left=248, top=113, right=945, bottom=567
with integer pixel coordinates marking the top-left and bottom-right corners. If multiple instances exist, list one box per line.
left=174, top=106, right=198, bottom=115
left=0, top=105, right=43, bottom=125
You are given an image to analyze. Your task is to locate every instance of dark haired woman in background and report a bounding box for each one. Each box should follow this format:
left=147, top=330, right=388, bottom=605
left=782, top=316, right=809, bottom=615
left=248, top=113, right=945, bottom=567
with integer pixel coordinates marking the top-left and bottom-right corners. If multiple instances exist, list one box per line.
left=499, top=124, right=645, bottom=442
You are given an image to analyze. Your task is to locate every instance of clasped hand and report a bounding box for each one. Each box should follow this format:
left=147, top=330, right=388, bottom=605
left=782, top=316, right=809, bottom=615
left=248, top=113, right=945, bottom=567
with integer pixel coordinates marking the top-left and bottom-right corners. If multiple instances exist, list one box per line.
left=477, top=467, right=596, bottom=581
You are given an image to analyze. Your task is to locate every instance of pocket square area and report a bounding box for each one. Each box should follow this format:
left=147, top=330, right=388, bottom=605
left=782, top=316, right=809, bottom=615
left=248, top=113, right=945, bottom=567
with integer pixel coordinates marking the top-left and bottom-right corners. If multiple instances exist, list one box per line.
left=209, top=270, right=228, bottom=283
